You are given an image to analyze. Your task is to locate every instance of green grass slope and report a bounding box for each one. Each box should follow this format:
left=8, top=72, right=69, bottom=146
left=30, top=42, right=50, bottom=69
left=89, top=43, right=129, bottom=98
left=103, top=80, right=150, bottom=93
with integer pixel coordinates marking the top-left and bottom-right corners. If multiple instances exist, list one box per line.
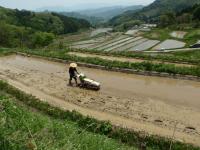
left=0, top=93, right=135, bottom=150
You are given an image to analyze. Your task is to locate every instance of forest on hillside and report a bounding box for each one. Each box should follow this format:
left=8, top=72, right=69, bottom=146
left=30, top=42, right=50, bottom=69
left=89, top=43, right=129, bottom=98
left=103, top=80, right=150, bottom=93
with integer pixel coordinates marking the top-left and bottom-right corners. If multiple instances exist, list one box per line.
left=0, top=6, right=91, bottom=48
left=109, top=0, right=200, bottom=30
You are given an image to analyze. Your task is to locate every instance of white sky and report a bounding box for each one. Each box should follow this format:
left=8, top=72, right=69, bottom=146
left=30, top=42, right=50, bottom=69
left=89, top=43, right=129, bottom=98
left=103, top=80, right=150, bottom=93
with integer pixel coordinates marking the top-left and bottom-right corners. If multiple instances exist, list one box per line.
left=0, top=0, right=155, bottom=10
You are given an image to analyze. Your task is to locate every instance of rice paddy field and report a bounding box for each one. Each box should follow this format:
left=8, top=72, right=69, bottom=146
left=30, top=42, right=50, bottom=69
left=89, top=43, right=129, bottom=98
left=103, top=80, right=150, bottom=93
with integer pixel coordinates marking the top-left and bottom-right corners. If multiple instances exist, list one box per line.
left=69, top=28, right=200, bottom=53
left=1, top=48, right=200, bottom=149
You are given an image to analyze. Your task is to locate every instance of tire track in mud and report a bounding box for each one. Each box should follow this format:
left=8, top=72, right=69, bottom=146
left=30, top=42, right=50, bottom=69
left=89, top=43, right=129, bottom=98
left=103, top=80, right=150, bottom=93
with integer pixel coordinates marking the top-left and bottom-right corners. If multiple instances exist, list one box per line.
left=0, top=54, right=200, bottom=146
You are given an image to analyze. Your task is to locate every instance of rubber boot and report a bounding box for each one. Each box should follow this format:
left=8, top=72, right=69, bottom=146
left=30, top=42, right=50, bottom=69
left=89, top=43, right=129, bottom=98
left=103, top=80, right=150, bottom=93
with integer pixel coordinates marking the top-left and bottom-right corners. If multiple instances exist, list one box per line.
left=68, top=79, right=72, bottom=86
left=75, top=79, right=78, bottom=87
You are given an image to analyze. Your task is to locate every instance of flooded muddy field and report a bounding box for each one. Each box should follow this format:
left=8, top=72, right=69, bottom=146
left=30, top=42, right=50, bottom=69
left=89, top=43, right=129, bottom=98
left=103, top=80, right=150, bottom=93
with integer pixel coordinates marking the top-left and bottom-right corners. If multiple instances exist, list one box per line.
left=1, top=54, right=200, bottom=145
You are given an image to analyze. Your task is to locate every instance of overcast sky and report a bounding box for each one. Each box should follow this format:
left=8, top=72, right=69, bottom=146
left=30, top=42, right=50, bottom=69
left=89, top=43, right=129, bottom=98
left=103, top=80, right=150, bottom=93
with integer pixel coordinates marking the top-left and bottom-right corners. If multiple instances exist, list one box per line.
left=0, top=0, right=154, bottom=10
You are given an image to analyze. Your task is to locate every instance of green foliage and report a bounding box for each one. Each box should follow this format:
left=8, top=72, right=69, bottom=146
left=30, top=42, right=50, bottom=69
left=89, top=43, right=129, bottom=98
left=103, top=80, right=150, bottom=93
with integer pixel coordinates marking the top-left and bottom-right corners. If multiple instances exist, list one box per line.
left=157, top=3, right=200, bottom=28
left=31, top=32, right=55, bottom=48
left=0, top=6, right=91, bottom=48
left=0, top=22, right=32, bottom=48
left=109, top=0, right=200, bottom=27
left=61, top=12, right=104, bottom=26
left=159, top=12, right=176, bottom=27
left=0, top=81, right=199, bottom=150
left=0, top=7, right=91, bottom=35
left=193, top=6, right=200, bottom=20
left=114, top=20, right=143, bottom=32
left=28, top=13, right=64, bottom=34
left=0, top=22, right=55, bottom=48
left=184, top=29, right=200, bottom=46
left=52, top=13, right=90, bottom=33
left=143, top=28, right=171, bottom=41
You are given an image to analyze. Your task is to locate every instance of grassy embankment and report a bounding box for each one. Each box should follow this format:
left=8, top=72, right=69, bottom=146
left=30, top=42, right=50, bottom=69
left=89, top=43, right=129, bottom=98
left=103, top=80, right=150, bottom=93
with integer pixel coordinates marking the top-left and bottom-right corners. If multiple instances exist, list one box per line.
left=0, top=80, right=200, bottom=150
left=18, top=49, right=200, bottom=77
left=71, top=47, right=200, bottom=65
left=0, top=48, right=13, bottom=56
left=0, top=82, right=135, bottom=150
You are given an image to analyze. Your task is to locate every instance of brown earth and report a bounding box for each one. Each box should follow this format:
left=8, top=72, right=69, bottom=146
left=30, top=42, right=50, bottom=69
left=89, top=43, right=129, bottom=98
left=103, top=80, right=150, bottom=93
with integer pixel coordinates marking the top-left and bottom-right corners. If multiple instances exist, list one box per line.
left=0, top=54, right=200, bottom=146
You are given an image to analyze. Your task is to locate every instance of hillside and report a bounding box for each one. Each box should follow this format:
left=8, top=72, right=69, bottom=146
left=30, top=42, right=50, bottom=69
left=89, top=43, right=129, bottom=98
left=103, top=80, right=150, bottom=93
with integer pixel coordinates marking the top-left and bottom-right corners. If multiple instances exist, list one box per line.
left=0, top=6, right=90, bottom=48
left=61, top=12, right=104, bottom=26
left=109, top=0, right=200, bottom=26
left=0, top=6, right=90, bottom=34
left=58, top=5, right=143, bottom=26
left=78, top=5, right=143, bottom=21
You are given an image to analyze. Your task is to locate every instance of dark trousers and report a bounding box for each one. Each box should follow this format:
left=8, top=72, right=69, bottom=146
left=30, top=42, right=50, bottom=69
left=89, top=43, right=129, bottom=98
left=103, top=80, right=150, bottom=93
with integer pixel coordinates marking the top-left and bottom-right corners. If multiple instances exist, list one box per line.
left=69, top=74, right=77, bottom=85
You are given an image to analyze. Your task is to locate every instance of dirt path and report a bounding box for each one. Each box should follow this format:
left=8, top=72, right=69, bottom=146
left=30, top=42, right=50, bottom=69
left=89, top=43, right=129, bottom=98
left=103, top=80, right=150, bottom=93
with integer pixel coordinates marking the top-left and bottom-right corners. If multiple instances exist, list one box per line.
left=68, top=52, right=194, bottom=67
left=0, top=54, right=200, bottom=146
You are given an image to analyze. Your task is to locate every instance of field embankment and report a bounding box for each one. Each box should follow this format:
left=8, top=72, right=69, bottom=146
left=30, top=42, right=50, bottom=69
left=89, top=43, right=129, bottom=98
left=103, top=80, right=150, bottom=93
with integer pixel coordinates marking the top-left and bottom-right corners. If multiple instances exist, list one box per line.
left=68, top=51, right=195, bottom=67
left=0, top=83, right=136, bottom=150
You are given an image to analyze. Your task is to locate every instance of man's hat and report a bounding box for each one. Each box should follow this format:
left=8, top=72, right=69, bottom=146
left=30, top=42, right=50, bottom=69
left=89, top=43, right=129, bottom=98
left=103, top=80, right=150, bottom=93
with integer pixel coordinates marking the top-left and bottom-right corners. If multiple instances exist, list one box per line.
left=70, top=63, right=77, bottom=68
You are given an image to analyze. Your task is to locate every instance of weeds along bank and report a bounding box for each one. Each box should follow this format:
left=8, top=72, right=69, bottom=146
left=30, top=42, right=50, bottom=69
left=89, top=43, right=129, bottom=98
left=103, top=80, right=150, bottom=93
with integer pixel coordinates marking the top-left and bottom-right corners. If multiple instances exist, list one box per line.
left=0, top=81, right=199, bottom=150
left=17, top=49, right=200, bottom=78
left=71, top=48, right=200, bottom=65
left=0, top=48, right=13, bottom=56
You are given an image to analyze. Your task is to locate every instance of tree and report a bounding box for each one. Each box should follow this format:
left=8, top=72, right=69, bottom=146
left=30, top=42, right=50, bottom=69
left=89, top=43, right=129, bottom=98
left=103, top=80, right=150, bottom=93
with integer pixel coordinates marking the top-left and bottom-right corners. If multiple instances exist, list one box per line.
left=159, top=12, right=176, bottom=27
left=193, top=6, right=200, bottom=20
left=0, top=22, right=12, bottom=47
left=177, top=13, right=192, bottom=24
left=31, top=32, right=55, bottom=48
left=159, top=15, right=170, bottom=27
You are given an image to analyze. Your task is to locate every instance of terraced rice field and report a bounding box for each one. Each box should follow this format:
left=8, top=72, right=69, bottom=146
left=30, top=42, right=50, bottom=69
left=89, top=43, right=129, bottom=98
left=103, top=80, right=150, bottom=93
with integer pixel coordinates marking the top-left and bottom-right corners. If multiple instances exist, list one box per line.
left=170, top=31, right=187, bottom=39
left=104, top=37, right=143, bottom=52
left=153, top=39, right=186, bottom=51
left=71, top=37, right=108, bottom=49
left=72, top=39, right=102, bottom=45
left=70, top=29, right=194, bottom=52
left=72, top=35, right=161, bottom=51
left=91, top=28, right=113, bottom=37
left=98, top=37, right=134, bottom=51
left=128, top=40, right=160, bottom=51
left=125, top=29, right=139, bottom=35
left=69, top=29, right=198, bottom=52
left=71, top=43, right=96, bottom=49
left=114, top=38, right=148, bottom=52
left=91, top=35, right=128, bottom=49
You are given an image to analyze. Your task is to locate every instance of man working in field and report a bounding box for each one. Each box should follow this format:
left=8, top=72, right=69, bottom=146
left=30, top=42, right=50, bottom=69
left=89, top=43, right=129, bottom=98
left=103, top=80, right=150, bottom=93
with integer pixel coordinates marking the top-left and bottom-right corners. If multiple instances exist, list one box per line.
left=68, top=63, right=79, bottom=86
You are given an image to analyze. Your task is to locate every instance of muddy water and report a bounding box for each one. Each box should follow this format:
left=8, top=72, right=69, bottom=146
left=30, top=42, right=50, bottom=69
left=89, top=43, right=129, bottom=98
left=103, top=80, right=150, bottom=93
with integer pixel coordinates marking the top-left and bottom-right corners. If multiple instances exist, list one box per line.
left=1, top=54, right=200, bottom=109
left=82, top=67, right=200, bottom=109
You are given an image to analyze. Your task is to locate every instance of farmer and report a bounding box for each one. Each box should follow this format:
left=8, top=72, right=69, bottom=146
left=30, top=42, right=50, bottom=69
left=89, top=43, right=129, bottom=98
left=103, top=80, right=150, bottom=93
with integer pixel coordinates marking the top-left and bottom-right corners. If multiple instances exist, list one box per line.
left=68, top=63, right=79, bottom=86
